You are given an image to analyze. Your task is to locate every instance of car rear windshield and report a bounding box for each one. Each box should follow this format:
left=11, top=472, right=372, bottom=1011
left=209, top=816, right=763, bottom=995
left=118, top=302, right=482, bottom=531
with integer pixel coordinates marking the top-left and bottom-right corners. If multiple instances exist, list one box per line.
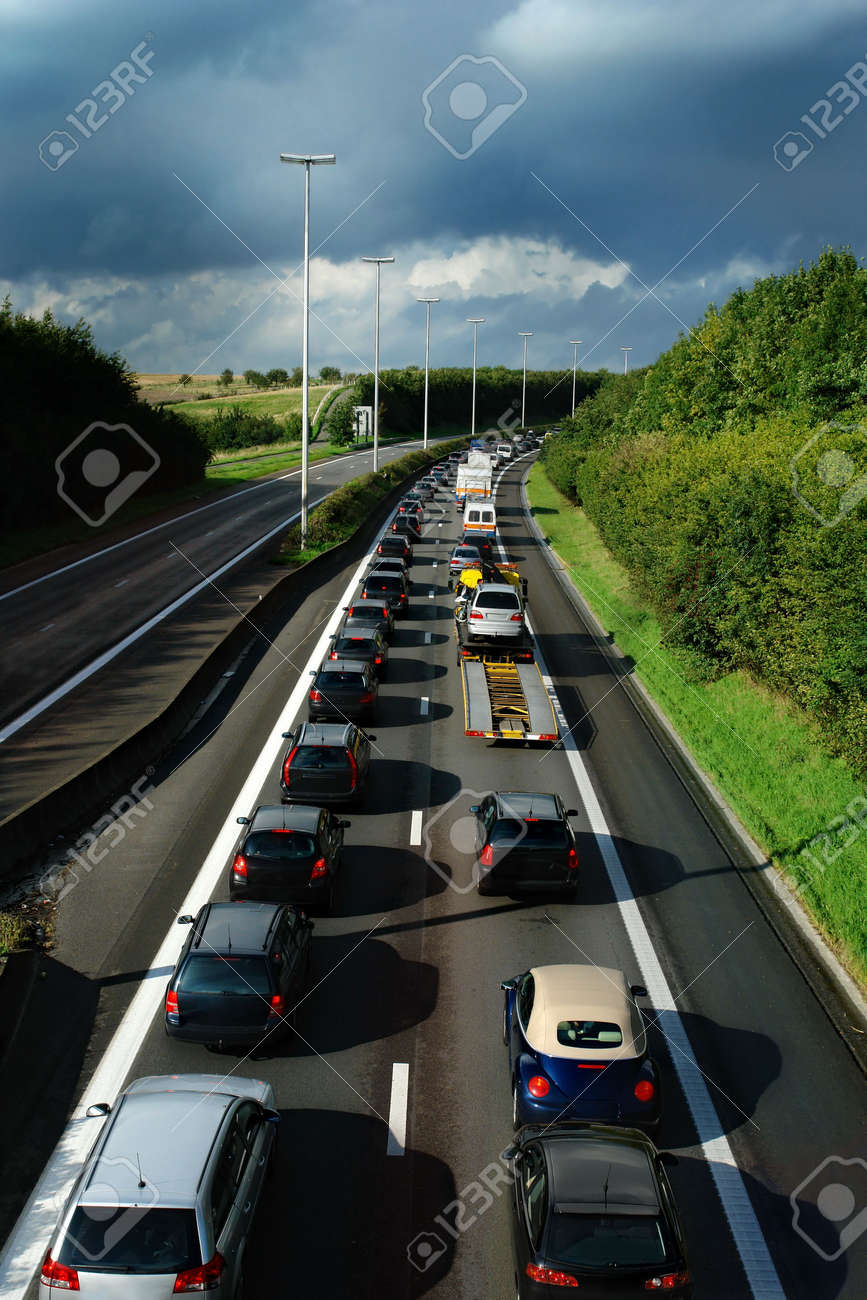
left=490, top=818, right=568, bottom=847
left=556, top=1020, right=623, bottom=1048
left=549, top=1213, right=668, bottom=1269
left=454, top=548, right=480, bottom=560
left=336, top=636, right=375, bottom=655
left=292, top=746, right=350, bottom=769
left=179, top=954, right=271, bottom=996
left=245, top=830, right=316, bottom=859
left=317, top=671, right=366, bottom=687
left=475, top=591, right=520, bottom=609
left=366, top=576, right=403, bottom=592
left=59, top=1207, right=199, bottom=1272
left=349, top=604, right=387, bottom=617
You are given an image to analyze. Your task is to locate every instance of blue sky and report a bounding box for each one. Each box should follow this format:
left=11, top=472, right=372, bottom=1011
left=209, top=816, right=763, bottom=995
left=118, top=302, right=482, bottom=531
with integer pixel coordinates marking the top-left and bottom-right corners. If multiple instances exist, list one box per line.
left=4, top=0, right=867, bottom=382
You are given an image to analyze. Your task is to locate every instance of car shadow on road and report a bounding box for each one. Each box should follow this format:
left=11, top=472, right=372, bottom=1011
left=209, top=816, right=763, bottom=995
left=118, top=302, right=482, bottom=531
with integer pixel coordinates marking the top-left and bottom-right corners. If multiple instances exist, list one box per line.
left=383, top=659, right=447, bottom=686
left=392, top=628, right=449, bottom=649
left=336, top=845, right=448, bottom=916
left=364, top=761, right=461, bottom=814
left=371, top=696, right=452, bottom=728
left=244, top=1109, right=455, bottom=1299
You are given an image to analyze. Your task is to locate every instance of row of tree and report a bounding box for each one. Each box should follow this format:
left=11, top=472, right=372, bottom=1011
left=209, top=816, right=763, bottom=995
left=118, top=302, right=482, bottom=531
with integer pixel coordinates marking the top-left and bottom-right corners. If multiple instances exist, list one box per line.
left=541, top=248, right=867, bottom=775
left=176, top=366, right=347, bottom=390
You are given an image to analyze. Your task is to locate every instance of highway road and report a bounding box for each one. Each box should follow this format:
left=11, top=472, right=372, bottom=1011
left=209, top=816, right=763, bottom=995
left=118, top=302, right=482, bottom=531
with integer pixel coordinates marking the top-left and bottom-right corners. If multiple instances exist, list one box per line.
left=0, top=439, right=441, bottom=738
left=1, top=456, right=865, bottom=1298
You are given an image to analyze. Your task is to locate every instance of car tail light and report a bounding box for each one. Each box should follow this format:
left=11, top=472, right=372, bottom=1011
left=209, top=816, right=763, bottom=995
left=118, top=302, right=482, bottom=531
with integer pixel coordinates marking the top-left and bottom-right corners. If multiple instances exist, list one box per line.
left=578, top=1063, right=605, bottom=1070
left=480, top=844, right=493, bottom=867
left=377, top=545, right=384, bottom=553
left=361, top=589, right=369, bottom=599
left=231, top=854, right=247, bottom=880
left=329, top=650, right=338, bottom=660
left=359, top=692, right=375, bottom=704
left=282, top=746, right=298, bottom=786
left=41, top=1252, right=80, bottom=1290
left=634, top=1079, right=655, bottom=1103
left=268, top=994, right=285, bottom=1019
left=166, top=989, right=180, bottom=1024
left=346, top=749, right=358, bottom=791
left=645, top=1272, right=690, bottom=1290
left=527, top=1075, right=550, bottom=1098
left=510, top=612, right=523, bottom=621
left=400, top=593, right=407, bottom=602
left=309, top=689, right=323, bottom=702
left=469, top=611, right=484, bottom=620
left=525, top=1263, right=578, bottom=1287
left=173, top=1252, right=225, bottom=1292
left=375, top=656, right=382, bottom=665
left=310, top=857, right=328, bottom=880
left=567, top=848, right=578, bottom=870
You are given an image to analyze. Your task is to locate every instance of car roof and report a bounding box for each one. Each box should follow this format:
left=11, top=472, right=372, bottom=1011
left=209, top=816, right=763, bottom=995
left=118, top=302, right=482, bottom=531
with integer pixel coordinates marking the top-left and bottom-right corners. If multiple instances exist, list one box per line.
left=251, top=803, right=320, bottom=832
left=544, top=1133, right=660, bottom=1216
left=296, top=721, right=354, bottom=745
left=495, top=792, right=561, bottom=820
left=525, top=965, right=644, bottom=1061
left=82, top=1090, right=234, bottom=1209
left=199, top=901, right=282, bottom=952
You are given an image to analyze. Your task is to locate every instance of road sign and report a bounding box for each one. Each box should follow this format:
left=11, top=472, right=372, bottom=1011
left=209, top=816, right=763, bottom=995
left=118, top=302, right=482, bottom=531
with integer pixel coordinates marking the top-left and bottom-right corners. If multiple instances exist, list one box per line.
left=353, top=406, right=373, bottom=442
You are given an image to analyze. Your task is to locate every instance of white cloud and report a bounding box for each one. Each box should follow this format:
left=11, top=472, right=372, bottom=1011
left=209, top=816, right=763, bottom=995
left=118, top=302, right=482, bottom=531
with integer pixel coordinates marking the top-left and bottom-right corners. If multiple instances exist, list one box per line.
left=407, top=236, right=629, bottom=300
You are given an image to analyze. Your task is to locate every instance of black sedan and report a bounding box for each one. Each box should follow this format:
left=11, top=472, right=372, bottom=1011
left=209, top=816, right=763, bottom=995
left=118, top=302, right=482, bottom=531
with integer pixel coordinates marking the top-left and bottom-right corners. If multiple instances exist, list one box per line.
left=461, top=532, right=494, bottom=563
left=308, top=659, right=378, bottom=722
left=376, top=534, right=412, bottom=563
left=392, top=514, right=422, bottom=540
left=342, top=598, right=394, bottom=640
left=361, top=569, right=409, bottom=615
left=230, top=803, right=349, bottom=911
left=328, top=626, right=389, bottom=676
left=502, top=1123, right=691, bottom=1297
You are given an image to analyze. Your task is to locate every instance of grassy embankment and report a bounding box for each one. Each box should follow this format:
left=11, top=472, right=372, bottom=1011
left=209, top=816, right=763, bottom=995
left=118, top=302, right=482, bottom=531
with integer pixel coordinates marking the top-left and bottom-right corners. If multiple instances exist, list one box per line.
left=526, top=463, right=867, bottom=985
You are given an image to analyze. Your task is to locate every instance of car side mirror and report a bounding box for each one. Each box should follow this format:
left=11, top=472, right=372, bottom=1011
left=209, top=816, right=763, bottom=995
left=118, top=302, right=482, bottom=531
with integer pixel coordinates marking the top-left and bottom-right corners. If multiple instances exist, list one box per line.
left=263, top=1109, right=281, bottom=1126
left=500, top=1144, right=522, bottom=1163
left=282, top=732, right=294, bottom=740
left=177, top=914, right=195, bottom=925
left=309, top=670, right=317, bottom=676
left=565, top=809, right=578, bottom=818
left=86, top=1102, right=111, bottom=1118
left=500, top=977, right=519, bottom=991
left=657, top=1151, right=678, bottom=1167
left=236, top=816, right=250, bottom=825
left=630, top=984, right=648, bottom=999
left=365, top=734, right=377, bottom=742
left=338, top=819, right=351, bottom=829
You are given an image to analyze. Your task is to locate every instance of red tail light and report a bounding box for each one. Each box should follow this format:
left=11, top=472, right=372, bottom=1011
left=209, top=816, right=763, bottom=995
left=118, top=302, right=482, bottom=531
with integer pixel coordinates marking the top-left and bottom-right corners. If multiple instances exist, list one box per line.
left=527, top=1075, right=550, bottom=1098
left=329, top=651, right=338, bottom=660
left=634, top=1079, right=655, bottom=1103
left=358, top=692, right=375, bottom=705
left=645, top=1273, right=690, bottom=1290
left=375, top=656, right=382, bottom=665
left=480, top=844, right=493, bottom=866
left=510, top=612, right=523, bottom=621
left=268, top=994, right=285, bottom=1018
left=469, top=611, right=484, bottom=620
left=309, top=689, right=323, bottom=702
left=525, top=1263, right=578, bottom=1287
left=400, top=593, right=407, bottom=602
left=310, top=857, right=328, bottom=880
left=41, top=1252, right=80, bottom=1290
left=578, top=1063, right=605, bottom=1070
left=231, top=854, right=247, bottom=880
left=567, top=848, right=578, bottom=870
left=282, top=745, right=298, bottom=786
left=346, top=749, right=358, bottom=791
left=173, top=1251, right=225, bottom=1292
left=166, top=989, right=180, bottom=1023
left=361, top=589, right=369, bottom=599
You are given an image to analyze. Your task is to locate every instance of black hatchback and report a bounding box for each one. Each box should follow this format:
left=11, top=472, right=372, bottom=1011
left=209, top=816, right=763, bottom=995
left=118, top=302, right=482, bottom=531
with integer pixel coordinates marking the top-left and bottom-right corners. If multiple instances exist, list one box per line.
left=308, top=659, right=377, bottom=722
left=230, top=803, right=349, bottom=911
left=328, top=626, right=389, bottom=677
left=361, top=570, right=409, bottom=615
left=165, top=901, right=312, bottom=1050
left=392, top=514, right=422, bottom=540
left=472, top=792, right=579, bottom=896
left=280, top=721, right=374, bottom=806
left=376, top=534, right=413, bottom=564
left=502, top=1123, right=691, bottom=1297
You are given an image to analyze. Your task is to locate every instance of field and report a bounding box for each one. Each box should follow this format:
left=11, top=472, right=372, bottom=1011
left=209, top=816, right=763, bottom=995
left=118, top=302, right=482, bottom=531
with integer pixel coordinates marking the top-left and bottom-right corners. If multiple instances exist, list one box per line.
left=133, top=374, right=334, bottom=416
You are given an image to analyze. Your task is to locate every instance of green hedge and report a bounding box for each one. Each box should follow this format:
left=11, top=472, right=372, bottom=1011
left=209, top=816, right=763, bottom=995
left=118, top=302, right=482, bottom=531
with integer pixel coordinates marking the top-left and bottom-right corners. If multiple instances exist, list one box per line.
left=540, top=248, right=867, bottom=775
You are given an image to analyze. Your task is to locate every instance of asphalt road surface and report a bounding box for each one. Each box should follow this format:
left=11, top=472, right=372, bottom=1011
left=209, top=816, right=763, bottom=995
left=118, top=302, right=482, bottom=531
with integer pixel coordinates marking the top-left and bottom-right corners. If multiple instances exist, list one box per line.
left=2, top=457, right=865, bottom=1298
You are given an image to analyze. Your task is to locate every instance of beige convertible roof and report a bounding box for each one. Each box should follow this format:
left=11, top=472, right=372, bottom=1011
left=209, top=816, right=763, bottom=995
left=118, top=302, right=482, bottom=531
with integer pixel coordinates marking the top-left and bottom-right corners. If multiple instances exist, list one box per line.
left=525, top=964, right=645, bottom=1061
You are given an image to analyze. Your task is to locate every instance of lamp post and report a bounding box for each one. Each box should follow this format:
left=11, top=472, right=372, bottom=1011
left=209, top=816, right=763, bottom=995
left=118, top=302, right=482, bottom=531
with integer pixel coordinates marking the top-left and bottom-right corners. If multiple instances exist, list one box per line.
left=621, top=346, right=632, bottom=374
left=362, top=256, right=395, bottom=471
left=467, top=317, right=485, bottom=438
left=279, top=151, right=335, bottom=548
left=569, top=339, right=583, bottom=416
left=418, top=297, right=439, bottom=450
left=518, top=331, right=533, bottom=430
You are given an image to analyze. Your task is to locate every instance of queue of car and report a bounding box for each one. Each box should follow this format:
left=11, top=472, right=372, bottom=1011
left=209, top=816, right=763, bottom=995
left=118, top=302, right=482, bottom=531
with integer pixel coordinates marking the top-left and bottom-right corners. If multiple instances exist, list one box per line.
left=39, top=431, right=691, bottom=1297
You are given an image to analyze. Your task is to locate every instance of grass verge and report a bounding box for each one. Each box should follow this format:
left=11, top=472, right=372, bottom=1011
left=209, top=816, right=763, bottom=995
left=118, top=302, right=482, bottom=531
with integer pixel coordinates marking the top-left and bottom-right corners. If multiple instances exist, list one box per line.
left=526, top=463, right=867, bottom=986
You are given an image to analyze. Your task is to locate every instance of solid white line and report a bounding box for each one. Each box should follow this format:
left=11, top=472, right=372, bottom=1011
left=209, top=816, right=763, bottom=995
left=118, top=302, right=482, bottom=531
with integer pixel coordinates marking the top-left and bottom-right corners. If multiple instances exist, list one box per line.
left=427, top=590, right=434, bottom=599
left=0, top=511, right=396, bottom=1297
left=410, top=810, right=423, bottom=845
left=420, top=696, right=429, bottom=716
left=424, top=631, right=431, bottom=645
left=39, top=624, right=54, bottom=632
left=114, top=578, right=128, bottom=587
left=386, top=1063, right=409, bottom=1156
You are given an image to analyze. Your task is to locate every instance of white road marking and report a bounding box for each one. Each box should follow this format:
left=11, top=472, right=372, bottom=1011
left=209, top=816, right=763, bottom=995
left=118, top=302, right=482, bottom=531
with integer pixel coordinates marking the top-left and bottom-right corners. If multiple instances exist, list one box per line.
left=428, top=590, right=434, bottom=599
left=386, top=1063, right=410, bottom=1156
left=0, top=509, right=400, bottom=1297
left=424, top=631, right=431, bottom=645
left=114, top=579, right=128, bottom=587
left=410, top=810, right=423, bottom=845
left=420, top=696, right=429, bottom=715
left=39, top=623, right=54, bottom=632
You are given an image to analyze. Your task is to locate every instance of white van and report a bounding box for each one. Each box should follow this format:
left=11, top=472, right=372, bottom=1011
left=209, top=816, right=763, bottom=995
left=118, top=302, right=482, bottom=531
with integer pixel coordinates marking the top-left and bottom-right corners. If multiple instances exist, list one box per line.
left=496, top=442, right=513, bottom=462
left=463, top=501, right=497, bottom=537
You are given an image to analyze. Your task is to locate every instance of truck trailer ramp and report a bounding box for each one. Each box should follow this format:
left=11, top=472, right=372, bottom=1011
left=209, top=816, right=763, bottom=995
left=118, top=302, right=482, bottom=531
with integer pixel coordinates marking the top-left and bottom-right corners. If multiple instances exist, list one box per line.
left=461, top=657, right=559, bottom=741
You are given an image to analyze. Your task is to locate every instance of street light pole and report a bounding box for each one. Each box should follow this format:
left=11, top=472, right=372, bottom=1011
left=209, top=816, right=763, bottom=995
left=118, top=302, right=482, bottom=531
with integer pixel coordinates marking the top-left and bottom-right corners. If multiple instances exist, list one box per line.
left=569, top=339, right=583, bottom=416
left=418, top=297, right=439, bottom=451
left=621, top=346, right=632, bottom=374
left=518, top=332, right=533, bottom=429
left=280, top=151, right=335, bottom=548
left=362, top=256, right=395, bottom=471
left=467, top=318, right=485, bottom=438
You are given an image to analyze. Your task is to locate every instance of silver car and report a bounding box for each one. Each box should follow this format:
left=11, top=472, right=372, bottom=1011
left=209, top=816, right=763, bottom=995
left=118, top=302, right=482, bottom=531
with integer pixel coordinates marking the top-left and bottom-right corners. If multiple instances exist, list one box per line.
left=466, top=582, right=525, bottom=640
left=40, top=1074, right=278, bottom=1297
